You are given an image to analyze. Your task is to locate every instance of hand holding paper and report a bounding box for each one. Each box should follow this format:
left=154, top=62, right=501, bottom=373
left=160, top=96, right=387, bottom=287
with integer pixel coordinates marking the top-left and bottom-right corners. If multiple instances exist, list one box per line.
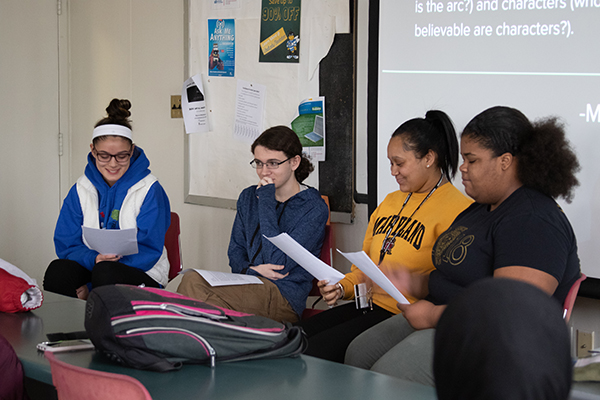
left=264, top=233, right=345, bottom=284
left=336, top=249, right=409, bottom=305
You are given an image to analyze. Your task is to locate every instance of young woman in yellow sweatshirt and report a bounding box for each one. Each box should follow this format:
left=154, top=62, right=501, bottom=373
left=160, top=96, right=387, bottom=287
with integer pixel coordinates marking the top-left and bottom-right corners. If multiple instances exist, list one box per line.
left=297, top=110, right=472, bottom=363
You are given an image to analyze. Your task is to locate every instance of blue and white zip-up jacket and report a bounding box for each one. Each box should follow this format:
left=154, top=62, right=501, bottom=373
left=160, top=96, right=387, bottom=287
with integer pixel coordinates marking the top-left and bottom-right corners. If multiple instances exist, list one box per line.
left=54, top=146, right=171, bottom=287
left=228, top=183, right=329, bottom=317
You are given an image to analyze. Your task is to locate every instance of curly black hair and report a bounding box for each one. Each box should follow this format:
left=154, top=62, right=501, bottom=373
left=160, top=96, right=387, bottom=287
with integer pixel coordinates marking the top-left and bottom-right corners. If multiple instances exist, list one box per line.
left=462, top=106, right=580, bottom=202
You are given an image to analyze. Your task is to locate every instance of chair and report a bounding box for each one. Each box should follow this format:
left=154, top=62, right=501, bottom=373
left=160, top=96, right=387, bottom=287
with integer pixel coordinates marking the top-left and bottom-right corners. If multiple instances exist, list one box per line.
left=45, top=352, right=152, bottom=400
left=165, top=211, right=183, bottom=282
left=321, top=194, right=331, bottom=226
left=563, top=273, right=586, bottom=322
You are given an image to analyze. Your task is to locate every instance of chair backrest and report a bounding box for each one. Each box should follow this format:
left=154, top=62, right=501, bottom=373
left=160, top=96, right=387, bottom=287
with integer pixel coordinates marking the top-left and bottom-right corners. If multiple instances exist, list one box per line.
left=563, top=273, right=586, bottom=322
left=45, top=352, right=152, bottom=400
left=321, top=195, right=331, bottom=226
left=165, top=211, right=182, bottom=281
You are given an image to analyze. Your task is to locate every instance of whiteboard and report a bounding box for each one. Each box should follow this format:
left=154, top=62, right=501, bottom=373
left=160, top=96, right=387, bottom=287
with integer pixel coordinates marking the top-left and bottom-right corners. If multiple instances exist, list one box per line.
left=375, top=0, right=600, bottom=278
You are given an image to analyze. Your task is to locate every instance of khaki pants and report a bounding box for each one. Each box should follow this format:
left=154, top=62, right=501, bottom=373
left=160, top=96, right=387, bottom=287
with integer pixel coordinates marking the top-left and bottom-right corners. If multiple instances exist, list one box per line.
left=177, top=271, right=298, bottom=323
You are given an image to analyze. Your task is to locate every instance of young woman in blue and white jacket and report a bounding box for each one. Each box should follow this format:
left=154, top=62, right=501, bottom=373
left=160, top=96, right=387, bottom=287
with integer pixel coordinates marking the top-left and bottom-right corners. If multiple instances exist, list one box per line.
left=44, top=99, right=171, bottom=300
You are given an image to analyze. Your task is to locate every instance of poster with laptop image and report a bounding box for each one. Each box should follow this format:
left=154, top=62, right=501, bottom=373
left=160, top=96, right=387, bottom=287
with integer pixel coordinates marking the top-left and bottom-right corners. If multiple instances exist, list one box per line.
left=291, top=97, right=325, bottom=162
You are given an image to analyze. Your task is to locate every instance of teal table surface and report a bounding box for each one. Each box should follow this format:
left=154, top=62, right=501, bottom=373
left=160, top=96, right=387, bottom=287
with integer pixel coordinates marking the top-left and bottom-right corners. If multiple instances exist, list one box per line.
left=0, top=291, right=438, bottom=400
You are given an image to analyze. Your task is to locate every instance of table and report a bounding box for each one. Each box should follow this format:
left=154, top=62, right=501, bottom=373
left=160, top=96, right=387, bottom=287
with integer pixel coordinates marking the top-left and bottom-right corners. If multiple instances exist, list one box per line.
left=0, top=291, right=437, bottom=400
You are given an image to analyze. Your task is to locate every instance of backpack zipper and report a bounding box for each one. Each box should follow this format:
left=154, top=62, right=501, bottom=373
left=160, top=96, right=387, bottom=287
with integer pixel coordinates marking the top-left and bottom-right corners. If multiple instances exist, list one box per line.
left=123, top=326, right=217, bottom=367
left=112, top=313, right=284, bottom=336
left=132, top=303, right=228, bottom=320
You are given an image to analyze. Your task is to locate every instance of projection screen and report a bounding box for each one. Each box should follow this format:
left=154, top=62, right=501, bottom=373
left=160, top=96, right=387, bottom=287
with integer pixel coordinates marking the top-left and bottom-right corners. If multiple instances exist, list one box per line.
left=375, top=0, right=600, bottom=278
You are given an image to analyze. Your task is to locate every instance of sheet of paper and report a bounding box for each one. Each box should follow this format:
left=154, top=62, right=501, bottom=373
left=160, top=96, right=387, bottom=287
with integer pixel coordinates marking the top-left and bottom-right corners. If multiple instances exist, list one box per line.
left=336, top=249, right=409, bottom=305
left=186, top=269, right=263, bottom=287
left=82, top=226, right=138, bottom=256
left=265, top=233, right=345, bottom=284
left=574, top=354, right=600, bottom=368
left=233, top=79, right=266, bottom=144
left=182, top=74, right=209, bottom=134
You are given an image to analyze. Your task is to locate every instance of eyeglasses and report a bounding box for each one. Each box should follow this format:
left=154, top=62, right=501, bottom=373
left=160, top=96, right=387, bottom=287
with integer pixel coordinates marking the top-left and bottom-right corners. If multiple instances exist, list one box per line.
left=93, top=149, right=132, bottom=164
left=250, top=156, right=293, bottom=169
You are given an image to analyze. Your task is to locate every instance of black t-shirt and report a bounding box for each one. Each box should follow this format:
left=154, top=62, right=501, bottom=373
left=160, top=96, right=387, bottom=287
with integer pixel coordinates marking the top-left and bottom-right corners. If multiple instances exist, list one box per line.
left=429, top=186, right=581, bottom=306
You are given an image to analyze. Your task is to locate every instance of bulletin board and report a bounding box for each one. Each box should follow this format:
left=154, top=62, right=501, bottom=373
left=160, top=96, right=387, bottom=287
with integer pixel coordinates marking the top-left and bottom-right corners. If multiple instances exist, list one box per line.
left=184, top=0, right=353, bottom=215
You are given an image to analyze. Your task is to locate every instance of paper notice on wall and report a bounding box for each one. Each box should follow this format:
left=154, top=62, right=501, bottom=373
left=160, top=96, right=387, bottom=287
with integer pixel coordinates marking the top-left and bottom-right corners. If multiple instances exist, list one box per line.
left=211, top=0, right=240, bottom=10
left=291, top=97, right=325, bottom=162
left=182, top=74, right=209, bottom=134
left=233, top=79, right=266, bottom=143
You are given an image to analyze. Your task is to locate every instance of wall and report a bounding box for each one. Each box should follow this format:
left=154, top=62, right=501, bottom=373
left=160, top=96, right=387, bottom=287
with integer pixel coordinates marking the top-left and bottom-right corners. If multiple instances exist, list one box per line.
left=0, top=1, right=61, bottom=284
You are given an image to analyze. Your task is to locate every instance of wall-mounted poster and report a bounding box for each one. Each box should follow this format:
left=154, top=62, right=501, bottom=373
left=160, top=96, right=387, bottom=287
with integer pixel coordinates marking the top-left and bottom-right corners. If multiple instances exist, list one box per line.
left=291, top=97, right=325, bottom=162
left=259, top=0, right=301, bottom=63
left=208, top=19, right=235, bottom=77
left=182, top=74, right=209, bottom=134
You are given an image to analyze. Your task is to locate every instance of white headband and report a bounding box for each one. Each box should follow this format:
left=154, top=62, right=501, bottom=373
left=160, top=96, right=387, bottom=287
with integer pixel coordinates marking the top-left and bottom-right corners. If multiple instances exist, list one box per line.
left=92, top=124, right=133, bottom=141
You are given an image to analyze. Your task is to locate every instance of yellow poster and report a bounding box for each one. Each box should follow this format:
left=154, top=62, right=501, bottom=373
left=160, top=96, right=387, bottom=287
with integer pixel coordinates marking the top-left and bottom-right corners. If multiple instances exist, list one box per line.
left=260, top=27, right=286, bottom=55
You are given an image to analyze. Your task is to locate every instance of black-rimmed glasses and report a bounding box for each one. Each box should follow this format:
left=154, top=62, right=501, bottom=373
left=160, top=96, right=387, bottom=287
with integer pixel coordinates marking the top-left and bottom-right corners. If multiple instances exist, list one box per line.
left=93, top=149, right=132, bottom=164
left=250, top=156, right=293, bottom=169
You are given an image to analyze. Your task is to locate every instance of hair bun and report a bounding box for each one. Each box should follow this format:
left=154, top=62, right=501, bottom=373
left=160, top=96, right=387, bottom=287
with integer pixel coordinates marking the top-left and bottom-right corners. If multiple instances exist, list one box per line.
left=106, top=98, right=131, bottom=122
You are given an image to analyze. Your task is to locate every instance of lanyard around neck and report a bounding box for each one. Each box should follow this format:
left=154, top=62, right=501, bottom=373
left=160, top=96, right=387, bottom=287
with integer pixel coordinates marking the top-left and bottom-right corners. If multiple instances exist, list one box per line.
left=378, top=174, right=444, bottom=266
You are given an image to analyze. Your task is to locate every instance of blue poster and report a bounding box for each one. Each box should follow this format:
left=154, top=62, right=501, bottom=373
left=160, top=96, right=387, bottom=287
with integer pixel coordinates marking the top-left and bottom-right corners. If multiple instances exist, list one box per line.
left=208, top=19, right=235, bottom=77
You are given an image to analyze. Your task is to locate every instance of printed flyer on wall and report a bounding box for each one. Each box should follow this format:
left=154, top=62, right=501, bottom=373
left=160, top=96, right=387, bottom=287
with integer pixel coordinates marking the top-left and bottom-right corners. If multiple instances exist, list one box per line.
left=233, top=80, right=266, bottom=144
left=259, top=0, right=301, bottom=63
left=182, top=74, right=209, bottom=134
left=211, top=0, right=240, bottom=10
left=291, top=97, right=325, bottom=162
left=208, top=19, right=235, bottom=77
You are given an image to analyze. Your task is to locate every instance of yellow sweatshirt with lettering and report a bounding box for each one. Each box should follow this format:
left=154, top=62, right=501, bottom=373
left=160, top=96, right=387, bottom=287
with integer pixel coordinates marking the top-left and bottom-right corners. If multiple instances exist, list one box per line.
left=339, top=183, right=472, bottom=314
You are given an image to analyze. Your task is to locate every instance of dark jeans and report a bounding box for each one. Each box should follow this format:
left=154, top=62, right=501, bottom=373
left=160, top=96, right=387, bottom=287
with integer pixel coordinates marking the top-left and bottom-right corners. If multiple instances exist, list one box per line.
left=43, top=259, right=160, bottom=298
left=295, top=302, right=394, bottom=363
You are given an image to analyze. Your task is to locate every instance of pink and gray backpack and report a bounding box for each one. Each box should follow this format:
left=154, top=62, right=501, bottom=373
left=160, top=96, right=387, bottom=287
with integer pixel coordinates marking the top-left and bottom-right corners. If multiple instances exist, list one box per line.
left=85, top=284, right=307, bottom=371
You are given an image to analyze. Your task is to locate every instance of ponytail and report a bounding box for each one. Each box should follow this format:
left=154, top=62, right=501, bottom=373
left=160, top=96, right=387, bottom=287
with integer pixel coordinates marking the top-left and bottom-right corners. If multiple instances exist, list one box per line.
left=392, top=110, right=459, bottom=179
